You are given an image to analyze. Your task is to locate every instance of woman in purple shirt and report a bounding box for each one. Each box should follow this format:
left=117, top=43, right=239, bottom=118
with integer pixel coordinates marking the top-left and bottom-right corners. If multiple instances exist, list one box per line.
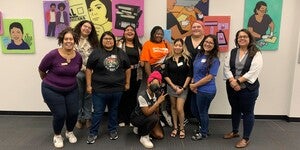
left=38, top=27, right=82, bottom=148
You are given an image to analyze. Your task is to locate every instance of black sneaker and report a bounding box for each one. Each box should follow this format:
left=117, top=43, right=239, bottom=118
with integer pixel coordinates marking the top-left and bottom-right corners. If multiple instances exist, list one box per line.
left=87, top=134, right=97, bottom=144
left=109, top=131, right=119, bottom=140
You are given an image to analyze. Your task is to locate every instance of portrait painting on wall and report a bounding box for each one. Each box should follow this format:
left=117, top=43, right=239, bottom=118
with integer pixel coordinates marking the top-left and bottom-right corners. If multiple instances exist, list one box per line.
left=243, top=0, right=282, bottom=51
left=69, top=0, right=112, bottom=39
left=0, top=11, right=3, bottom=35
left=112, top=0, right=144, bottom=37
left=203, top=16, right=230, bottom=52
left=1, top=19, right=35, bottom=54
left=43, top=1, right=70, bottom=37
left=167, top=0, right=209, bottom=40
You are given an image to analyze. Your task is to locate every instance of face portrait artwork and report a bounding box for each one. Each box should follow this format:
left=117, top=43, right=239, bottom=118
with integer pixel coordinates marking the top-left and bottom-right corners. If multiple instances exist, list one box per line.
left=244, top=0, right=282, bottom=50
left=86, top=0, right=112, bottom=38
left=1, top=19, right=35, bottom=54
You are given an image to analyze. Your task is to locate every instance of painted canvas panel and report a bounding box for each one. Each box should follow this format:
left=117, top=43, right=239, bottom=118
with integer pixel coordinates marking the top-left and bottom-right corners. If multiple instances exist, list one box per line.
left=69, top=0, right=112, bottom=38
left=69, top=0, right=89, bottom=28
left=112, top=0, right=144, bottom=37
left=243, top=0, right=282, bottom=50
left=0, top=11, right=3, bottom=35
left=167, top=0, right=209, bottom=40
left=1, top=19, right=35, bottom=54
left=43, top=1, right=70, bottom=37
left=203, top=16, right=230, bottom=52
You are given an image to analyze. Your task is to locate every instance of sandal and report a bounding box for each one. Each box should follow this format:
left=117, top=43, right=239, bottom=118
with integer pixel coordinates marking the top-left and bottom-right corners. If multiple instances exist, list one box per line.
left=170, top=128, right=178, bottom=137
left=179, top=129, right=185, bottom=139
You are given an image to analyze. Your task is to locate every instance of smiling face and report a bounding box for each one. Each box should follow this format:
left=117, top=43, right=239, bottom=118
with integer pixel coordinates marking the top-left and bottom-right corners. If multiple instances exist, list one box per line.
left=191, top=22, right=204, bottom=37
left=124, top=26, right=135, bottom=41
left=173, top=40, right=183, bottom=54
left=203, top=37, right=215, bottom=54
left=88, top=0, right=107, bottom=25
left=10, top=27, right=23, bottom=43
left=102, top=34, right=114, bottom=50
left=80, top=22, right=92, bottom=38
left=62, top=32, right=75, bottom=51
left=237, top=31, right=250, bottom=48
left=153, top=29, right=164, bottom=43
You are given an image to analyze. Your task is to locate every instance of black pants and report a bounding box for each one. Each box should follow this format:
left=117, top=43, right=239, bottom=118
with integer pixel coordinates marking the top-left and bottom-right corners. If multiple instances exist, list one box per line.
left=131, top=113, right=159, bottom=136
left=118, top=69, right=141, bottom=124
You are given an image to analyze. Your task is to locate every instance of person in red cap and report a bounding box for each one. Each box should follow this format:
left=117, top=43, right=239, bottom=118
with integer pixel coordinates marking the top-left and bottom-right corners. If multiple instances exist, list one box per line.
left=130, top=71, right=168, bottom=149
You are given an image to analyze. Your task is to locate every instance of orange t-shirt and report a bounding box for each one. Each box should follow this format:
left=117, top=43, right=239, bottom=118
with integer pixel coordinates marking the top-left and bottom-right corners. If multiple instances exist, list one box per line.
left=140, top=40, right=171, bottom=65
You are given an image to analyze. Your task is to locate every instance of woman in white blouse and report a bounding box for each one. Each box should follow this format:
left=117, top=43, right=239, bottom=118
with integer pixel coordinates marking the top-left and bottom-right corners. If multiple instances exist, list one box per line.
left=223, top=29, right=263, bottom=148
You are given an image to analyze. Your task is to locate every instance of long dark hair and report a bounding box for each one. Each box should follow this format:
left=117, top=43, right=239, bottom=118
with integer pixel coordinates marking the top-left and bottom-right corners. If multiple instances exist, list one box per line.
left=120, top=25, right=142, bottom=50
left=199, top=34, right=219, bottom=73
left=73, top=20, right=99, bottom=48
left=234, top=29, right=260, bottom=57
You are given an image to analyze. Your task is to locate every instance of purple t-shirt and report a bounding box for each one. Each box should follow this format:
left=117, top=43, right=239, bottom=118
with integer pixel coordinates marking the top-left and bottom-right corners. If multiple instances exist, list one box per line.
left=39, top=49, right=82, bottom=90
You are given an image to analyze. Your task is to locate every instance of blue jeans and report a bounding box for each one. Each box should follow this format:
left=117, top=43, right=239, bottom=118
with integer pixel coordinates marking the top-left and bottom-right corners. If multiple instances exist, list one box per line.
left=89, top=92, right=123, bottom=135
left=192, top=91, right=216, bottom=136
left=77, top=71, right=92, bottom=120
left=226, top=87, right=259, bottom=140
left=41, top=82, right=79, bottom=135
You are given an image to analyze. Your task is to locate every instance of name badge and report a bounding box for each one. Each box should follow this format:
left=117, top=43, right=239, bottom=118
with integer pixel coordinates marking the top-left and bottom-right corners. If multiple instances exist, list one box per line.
left=177, top=62, right=183, bottom=67
left=61, top=62, right=68, bottom=66
left=201, top=59, right=206, bottom=63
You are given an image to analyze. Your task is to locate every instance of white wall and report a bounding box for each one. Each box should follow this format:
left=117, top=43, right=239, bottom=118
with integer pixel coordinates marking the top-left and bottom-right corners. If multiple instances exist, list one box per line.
left=0, top=0, right=299, bottom=117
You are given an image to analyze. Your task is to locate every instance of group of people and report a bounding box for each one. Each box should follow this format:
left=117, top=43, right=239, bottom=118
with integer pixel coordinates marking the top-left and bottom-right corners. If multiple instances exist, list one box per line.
left=38, top=20, right=263, bottom=149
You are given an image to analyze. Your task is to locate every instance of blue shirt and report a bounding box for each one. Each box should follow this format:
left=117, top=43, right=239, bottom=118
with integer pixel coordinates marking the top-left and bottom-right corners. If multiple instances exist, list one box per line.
left=193, top=54, right=220, bottom=94
left=7, top=40, right=30, bottom=50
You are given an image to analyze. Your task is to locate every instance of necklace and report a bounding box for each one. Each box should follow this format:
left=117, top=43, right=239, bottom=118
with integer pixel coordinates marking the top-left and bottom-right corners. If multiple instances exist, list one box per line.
left=59, top=48, right=75, bottom=64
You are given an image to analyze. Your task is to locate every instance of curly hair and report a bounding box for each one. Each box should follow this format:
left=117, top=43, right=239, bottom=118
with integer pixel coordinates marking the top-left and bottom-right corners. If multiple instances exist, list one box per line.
left=73, top=20, right=99, bottom=48
left=57, top=27, right=79, bottom=46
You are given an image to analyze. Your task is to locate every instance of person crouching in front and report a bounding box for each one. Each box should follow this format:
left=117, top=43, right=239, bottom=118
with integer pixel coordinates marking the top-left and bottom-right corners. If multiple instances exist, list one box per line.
left=130, top=71, right=167, bottom=149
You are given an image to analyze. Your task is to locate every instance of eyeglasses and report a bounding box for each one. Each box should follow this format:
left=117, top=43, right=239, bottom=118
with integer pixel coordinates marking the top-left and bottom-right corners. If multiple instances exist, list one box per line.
left=103, top=37, right=113, bottom=41
left=238, top=36, right=249, bottom=39
left=204, top=41, right=214, bottom=45
left=82, top=24, right=92, bottom=30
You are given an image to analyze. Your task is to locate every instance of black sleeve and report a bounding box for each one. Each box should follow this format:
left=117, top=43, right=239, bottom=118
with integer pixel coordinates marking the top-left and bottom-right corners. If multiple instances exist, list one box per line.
left=187, top=59, right=193, bottom=77
left=86, top=49, right=100, bottom=70
left=163, top=58, right=170, bottom=77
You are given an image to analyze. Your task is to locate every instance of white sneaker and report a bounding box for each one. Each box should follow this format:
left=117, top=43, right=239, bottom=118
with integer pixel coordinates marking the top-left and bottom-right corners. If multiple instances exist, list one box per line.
left=119, top=122, right=125, bottom=127
left=53, top=135, right=64, bottom=148
left=162, top=111, right=173, bottom=127
left=65, top=131, right=77, bottom=143
left=140, top=135, right=153, bottom=149
left=133, top=127, right=138, bottom=135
